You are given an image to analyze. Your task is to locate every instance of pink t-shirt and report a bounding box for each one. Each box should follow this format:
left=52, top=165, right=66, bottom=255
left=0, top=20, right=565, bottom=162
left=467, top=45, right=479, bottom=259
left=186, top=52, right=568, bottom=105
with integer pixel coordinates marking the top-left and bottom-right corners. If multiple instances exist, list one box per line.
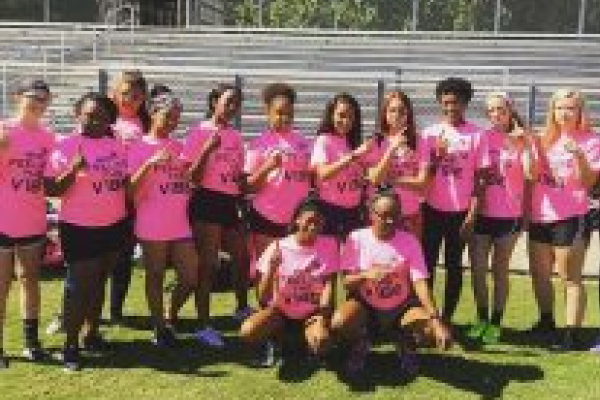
left=257, top=235, right=339, bottom=319
left=531, top=132, right=600, bottom=223
left=480, top=129, right=526, bottom=219
left=310, top=134, right=364, bottom=208
left=0, top=120, right=55, bottom=237
left=423, top=121, right=487, bottom=212
left=244, top=129, right=312, bottom=225
left=364, top=136, right=430, bottom=216
left=128, top=136, right=192, bottom=241
left=182, top=122, right=244, bottom=195
left=45, top=135, right=128, bottom=227
left=113, top=117, right=144, bottom=147
left=341, top=228, right=428, bottom=311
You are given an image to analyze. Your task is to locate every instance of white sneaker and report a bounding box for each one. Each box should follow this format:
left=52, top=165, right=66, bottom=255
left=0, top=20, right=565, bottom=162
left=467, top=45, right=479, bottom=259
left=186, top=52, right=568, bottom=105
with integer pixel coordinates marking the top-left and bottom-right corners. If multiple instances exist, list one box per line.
left=195, top=326, right=225, bottom=348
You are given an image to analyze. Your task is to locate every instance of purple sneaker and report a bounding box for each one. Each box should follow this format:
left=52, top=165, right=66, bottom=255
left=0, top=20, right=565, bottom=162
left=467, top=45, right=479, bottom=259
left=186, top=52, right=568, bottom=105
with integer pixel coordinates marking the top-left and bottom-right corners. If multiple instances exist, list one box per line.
left=345, top=337, right=369, bottom=377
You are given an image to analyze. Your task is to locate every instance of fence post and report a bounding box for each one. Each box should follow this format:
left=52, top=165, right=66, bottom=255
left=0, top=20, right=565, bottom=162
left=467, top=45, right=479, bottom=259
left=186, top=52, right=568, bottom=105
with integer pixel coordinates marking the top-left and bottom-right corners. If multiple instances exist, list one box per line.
left=2, top=64, right=7, bottom=118
left=376, top=79, right=385, bottom=134
left=234, top=74, right=243, bottom=131
left=395, top=68, right=402, bottom=89
left=527, top=84, right=537, bottom=127
left=98, top=69, right=109, bottom=95
left=578, top=0, right=587, bottom=35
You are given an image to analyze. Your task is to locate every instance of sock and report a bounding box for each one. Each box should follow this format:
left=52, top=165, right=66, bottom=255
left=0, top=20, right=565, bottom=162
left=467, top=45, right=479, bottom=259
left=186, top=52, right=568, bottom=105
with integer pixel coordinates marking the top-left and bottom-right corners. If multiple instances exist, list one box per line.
left=540, top=313, right=555, bottom=327
left=477, top=307, right=489, bottom=322
left=491, top=310, right=504, bottom=325
left=23, top=319, right=39, bottom=348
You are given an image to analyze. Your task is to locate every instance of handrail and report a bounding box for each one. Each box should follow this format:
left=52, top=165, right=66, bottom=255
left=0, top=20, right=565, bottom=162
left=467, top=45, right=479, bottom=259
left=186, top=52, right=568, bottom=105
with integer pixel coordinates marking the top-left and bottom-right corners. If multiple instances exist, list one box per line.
left=0, top=21, right=599, bottom=40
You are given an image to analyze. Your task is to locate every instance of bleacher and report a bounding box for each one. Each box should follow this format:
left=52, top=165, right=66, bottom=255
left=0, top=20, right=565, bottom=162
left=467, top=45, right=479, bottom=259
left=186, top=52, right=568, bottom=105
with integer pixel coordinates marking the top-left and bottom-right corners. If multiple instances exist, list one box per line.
left=1, top=22, right=599, bottom=137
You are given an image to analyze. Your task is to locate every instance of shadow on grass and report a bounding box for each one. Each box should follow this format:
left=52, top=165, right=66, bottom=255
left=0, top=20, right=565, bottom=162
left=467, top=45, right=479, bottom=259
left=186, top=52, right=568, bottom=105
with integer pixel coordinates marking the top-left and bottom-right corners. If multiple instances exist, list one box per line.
left=418, top=352, right=544, bottom=399
left=80, top=337, right=244, bottom=377
left=454, top=324, right=600, bottom=353
left=332, top=349, right=544, bottom=397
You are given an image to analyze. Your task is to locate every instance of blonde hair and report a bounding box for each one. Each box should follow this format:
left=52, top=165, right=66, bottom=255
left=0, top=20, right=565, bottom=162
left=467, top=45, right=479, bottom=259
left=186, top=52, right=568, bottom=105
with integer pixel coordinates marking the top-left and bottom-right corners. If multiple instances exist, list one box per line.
left=543, top=88, right=590, bottom=145
left=110, top=69, right=149, bottom=131
left=486, top=91, right=525, bottom=131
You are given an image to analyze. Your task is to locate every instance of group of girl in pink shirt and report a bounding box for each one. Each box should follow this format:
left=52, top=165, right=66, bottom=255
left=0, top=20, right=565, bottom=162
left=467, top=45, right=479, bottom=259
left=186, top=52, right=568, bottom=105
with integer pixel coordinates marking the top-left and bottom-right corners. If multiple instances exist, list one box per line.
left=0, top=72, right=598, bottom=379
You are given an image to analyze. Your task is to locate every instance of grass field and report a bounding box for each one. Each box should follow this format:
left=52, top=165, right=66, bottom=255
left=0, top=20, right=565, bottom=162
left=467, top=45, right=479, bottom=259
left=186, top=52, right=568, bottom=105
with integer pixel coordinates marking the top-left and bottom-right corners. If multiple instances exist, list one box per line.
left=2, top=267, right=600, bottom=400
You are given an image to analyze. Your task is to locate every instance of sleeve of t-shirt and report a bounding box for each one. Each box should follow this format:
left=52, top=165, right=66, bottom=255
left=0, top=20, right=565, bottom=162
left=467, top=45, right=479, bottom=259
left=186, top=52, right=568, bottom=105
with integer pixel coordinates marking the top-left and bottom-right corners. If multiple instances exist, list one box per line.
left=310, top=135, right=330, bottom=168
left=44, top=142, right=71, bottom=178
left=339, top=233, right=360, bottom=274
left=244, top=138, right=265, bottom=174
left=256, top=240, right=278, bottom=276
left=321, top=237, right=340, bottom=276
left=181, top=127, right=202, bottom=163
left=406, top=234, right=429, bottom=282
left=127, top=144, right=146, bottom=175
left=582, top=133, right=600, bottom=172
left=474, top=129, right=491, bottom=170
left=416, top=136, right=431, bottom=170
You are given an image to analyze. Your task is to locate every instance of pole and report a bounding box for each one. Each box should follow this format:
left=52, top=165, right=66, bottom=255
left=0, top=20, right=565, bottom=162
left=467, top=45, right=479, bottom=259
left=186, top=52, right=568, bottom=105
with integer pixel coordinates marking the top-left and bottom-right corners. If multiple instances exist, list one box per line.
left=258, top=0, right=264, bottom=28
left=412, top=0, right=419, bottom=31
left=98, top=69, right=109, bottom=95
left=527, top=84, right=537, bottom=127
left=186, top=0, right=191, bottom=28
left=494, top=0, right=502, bottom=34
left=578, top=0, right=587, bottom=35
left=44, top=0, right=51, bottom=23
left=376, top=79, right=385, bottom=133
left=234, top=75, right=243, bottom=130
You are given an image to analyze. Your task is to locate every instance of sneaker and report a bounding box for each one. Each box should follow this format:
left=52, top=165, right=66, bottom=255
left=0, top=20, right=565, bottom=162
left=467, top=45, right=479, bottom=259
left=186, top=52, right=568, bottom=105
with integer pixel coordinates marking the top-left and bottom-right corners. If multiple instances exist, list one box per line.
left=0, top=352, right=8, bottom=369
left=233, top=307, right=255, bottom=322
left=195, top=326, right=225, bottom=348
left=526, top=319, right=556, bottom=336
left=345, top=337, right=369, bottom=377
left=249, top=341, right=279, bottom=368
left=45, top=315, right=64, bottom=335
left=82, top=333, right=113, bottom=352
left=62, top=347, right=81, bottom=372
left=151, top=326, right=178, bottom=348
left=398, top=350, right=419, bottom=376
left=466, top=319, right=488, bottom=341
left=23, top=343, right=47, bottom=361
left=481, top=324, right=502, bottom=345
left=589, top=335, right=600, bottom=353
left=551, top=328, right=580, bottom=352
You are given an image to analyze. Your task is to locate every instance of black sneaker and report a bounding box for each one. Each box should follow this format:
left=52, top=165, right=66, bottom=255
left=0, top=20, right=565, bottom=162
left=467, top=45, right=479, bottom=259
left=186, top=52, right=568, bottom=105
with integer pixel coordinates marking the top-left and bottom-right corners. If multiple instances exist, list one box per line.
left=551, top=328, right=581, bottom=352
left=23, top=343, right=47, bottom=362
left=151, top=326, right=178, bottom=348
left=62, top=347, right=81, bottom=372
left=249, top=341, right=279, bottom=368
left=526, top=319, right=556, bottom=336
left=0, top=352, right=8, bottom=369
left=82, top=333, right=113, bottom=352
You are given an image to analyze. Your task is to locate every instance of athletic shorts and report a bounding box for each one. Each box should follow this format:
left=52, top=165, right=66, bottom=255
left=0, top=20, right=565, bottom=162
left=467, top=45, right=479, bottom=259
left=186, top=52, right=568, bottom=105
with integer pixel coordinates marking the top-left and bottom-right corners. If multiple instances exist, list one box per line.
left=474, top=215, right=522, bottom=239
left=528, top=215, right=586, bottom=247
left=188, top=187, right=242, bottom=228
left=246, top=206, right=288, bottom=238
left=0, top=233, right=45, bottom=250
left=350, top=294, right=421, bottom=337
left=59, top=218, right=130, bottom=264
left=319, top=201, right=364, bottom=238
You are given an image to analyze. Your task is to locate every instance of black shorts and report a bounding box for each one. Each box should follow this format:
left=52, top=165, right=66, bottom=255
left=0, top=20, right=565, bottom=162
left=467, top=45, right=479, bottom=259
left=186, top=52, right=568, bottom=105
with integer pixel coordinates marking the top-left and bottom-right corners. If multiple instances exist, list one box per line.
left=320, top=201, right=364, bottom=238
left=351, top=294, right=420, bottom=338
left=188, top=187, right=242, bottom=228
left=246, top=206, right=288, bottom=238
left=528, top=215, right=586, bottom=247
left=59, top=218, right=130, bottom=264
left=474, top=216, right=522, bottom=239
left=0, top=233, right=46, bottom=250
left=585, top=208, right=600, bottom=239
